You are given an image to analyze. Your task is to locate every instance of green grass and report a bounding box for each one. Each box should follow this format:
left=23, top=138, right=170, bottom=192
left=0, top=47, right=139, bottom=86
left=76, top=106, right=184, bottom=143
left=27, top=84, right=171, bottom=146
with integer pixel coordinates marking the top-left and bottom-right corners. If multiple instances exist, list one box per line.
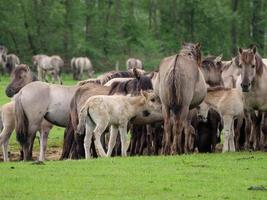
left=0, top=153, right=267, bottom=200
left=1, top=74, right=267, bottom=199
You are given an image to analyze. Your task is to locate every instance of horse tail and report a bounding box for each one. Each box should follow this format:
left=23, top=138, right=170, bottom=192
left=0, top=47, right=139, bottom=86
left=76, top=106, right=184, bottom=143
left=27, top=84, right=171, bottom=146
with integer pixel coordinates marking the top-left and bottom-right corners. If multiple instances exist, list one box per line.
left=70, top=95, right=79, bottom=132
left=167, top=54, right=181, bottom=115
left=76, top=105, right=88, bottom=135
left=15, top=93, right=28, bottom=145
left=77, top=105, right=95, bottom=136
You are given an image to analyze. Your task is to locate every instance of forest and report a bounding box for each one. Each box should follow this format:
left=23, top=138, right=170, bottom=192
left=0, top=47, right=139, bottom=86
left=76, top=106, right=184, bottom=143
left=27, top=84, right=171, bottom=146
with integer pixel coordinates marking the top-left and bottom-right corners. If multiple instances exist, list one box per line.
left=0, top=0, right=266, bottom=72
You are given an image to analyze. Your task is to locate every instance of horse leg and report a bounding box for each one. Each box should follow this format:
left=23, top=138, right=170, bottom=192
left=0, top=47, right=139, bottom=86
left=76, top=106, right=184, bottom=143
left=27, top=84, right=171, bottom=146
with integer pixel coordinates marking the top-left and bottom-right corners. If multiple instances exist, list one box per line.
left=93, top=122, right=109, bottom=157
left=229, top=118, right=236, bottom=152
left=146, top=124, right=152, bottom=155
left=222, top=115, right=235, bottom=152
left=119, top=123, right=128, bottom=157
left=0, top=117, right=15, bottom=162
left=39, top=130, right=48, bottom=161
left=139, top=126, right=147, bottom=155
left=134, top=126, right=142, bottom=155
left=244, top=112, right=252, bottom=150
left=172, top=106, right=189, bottom=155
left=84, top=118, right=94, bottom=159
left=162, top=105, right=171, bottom=155
left=79, top=67, right=83, bottom=80
left=61, top=123, right=75, bottom=159
left=107, top=125, right=118, bottom=157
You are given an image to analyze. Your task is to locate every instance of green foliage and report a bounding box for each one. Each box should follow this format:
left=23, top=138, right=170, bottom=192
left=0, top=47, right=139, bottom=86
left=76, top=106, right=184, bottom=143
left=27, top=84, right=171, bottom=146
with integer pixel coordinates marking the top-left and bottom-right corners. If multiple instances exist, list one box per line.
left=0, top=0, right=267, bottom=72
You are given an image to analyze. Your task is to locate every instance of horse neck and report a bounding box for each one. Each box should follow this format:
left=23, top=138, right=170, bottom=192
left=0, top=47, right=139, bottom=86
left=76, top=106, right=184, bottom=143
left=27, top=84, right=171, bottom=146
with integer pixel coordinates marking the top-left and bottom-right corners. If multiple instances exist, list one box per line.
left=252, top=64, right=267, bottom=90
left=126, top=96, right=146, bottom=115
left=205, top=90, right=227, bottom=109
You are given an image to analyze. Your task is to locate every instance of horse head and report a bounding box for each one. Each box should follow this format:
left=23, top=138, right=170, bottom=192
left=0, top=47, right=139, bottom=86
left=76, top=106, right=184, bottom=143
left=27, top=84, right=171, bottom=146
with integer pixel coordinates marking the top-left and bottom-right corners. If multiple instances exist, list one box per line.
left=238, top=45, right=263, bottom=92
left=5, top=64, right=36, bottom=97
left=181, top=42, right=202, bottom=66
left=201, top=55, right=224, bottom=87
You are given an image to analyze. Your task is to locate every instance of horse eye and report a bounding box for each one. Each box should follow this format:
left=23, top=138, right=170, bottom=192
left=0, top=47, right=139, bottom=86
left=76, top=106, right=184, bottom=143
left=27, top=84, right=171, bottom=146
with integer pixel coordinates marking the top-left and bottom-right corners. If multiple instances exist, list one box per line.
left=252, top=65, right=255, bottom=68
left=151, top=98, right=155, bottom=102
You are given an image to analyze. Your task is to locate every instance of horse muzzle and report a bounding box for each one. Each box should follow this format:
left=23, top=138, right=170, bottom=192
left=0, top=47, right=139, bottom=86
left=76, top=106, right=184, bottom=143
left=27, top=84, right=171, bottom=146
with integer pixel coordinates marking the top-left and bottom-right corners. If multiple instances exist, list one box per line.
left=241, top=82, right=251, bottom=92
left=5, top=87, right=15, bottom=97
left=142, top=110, right=150, bottom=117
left=197, top=115, right=207, bottom=122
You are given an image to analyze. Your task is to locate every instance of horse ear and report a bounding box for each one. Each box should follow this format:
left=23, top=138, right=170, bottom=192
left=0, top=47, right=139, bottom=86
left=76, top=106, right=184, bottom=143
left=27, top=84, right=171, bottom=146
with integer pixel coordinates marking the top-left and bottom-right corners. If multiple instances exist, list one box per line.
left=195, top=43, right=201, bottom=49
left=238, top=47, right=243, bottom=55
left=133, top=67, right=141, bottom=79
left=251, top=45, right=257, bottom=54
left=215, top=54, right=223, bottom=64
left=140, top=90, right=148, bottom=99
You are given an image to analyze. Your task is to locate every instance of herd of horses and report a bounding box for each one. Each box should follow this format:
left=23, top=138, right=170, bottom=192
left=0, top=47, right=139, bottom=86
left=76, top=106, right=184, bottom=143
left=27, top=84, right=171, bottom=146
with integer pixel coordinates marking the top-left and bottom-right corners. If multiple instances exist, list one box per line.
left=0, top=43, right=267, bottom=162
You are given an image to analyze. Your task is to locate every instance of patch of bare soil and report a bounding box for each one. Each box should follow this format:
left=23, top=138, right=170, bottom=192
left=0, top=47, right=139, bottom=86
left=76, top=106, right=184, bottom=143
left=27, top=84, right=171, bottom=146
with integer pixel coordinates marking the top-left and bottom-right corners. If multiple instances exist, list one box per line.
left=0, top=147, right=62, bottom=162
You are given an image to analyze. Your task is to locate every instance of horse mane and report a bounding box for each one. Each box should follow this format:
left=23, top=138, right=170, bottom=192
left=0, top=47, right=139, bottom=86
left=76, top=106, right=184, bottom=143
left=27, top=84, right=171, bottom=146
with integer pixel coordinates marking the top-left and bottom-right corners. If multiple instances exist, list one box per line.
left=99, top=71, right=134, bottom=85
left=255, top=53, right=264, bottom=76
left=108, top=74, right=153, bottom=96
left=108, top=80, right=130, bottom=95
left=202, top=56, right=216, bottom=66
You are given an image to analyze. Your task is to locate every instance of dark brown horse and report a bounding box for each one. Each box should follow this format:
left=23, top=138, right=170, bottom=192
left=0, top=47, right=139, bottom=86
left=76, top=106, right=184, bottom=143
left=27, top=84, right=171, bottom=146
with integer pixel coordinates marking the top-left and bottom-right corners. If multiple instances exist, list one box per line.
left=156, top=42, right=207, bottom=155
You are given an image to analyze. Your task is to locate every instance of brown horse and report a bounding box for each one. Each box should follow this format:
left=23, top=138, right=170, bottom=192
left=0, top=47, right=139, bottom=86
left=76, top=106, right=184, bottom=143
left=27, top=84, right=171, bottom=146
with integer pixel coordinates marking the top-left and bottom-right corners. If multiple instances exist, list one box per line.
left=5, top=64, right=38, bottom=97
left=156, top=42, right=207, bottom=154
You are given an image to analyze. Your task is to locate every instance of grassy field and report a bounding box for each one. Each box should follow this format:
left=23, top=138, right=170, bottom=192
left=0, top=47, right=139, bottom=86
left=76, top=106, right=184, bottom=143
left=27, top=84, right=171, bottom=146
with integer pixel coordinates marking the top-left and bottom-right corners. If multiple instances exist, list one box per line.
left=0, top=153, right=267, bottom=200
left=0, top=74, right=267, bottom=200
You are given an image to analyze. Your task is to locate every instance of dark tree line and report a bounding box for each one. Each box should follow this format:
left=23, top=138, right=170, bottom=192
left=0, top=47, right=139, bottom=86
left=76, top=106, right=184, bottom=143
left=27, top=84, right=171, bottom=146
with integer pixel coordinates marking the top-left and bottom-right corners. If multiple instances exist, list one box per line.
left=0, top=0, right=266, bottom=72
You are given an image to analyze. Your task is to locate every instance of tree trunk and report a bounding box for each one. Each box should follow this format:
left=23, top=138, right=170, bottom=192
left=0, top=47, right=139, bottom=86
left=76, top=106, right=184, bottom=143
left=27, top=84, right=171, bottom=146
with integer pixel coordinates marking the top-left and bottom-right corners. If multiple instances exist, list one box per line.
left=231, top=0, right=238, bottom=55
left=21, top=1, right=36, bottom=55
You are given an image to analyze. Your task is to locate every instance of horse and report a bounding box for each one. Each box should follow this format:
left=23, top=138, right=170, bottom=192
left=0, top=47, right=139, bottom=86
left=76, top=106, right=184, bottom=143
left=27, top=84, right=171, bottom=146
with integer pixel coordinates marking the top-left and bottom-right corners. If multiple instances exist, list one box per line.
left=236, top=45, right=267, bottom=151
left=77, top=90, right=160, bottom=158
left=0, top=101, right=53, bottom=161
left=0, top=46, right=7, bottom=75
left=2, top=54, right=20, bottom=74
left=197, top=87, right=244, bottom=152
left=5, top=65, right=78, bottom=160
left=32, top=54, right=64, bottom=84
left=156, top=42, right=207, bottom=154
left=108, top=69, right=162, bottom=156
left=71, top=57, right=94, bottom=80
left=126, top=58, right=143, bottom=70
left=61, top=68, right=162, bottom=159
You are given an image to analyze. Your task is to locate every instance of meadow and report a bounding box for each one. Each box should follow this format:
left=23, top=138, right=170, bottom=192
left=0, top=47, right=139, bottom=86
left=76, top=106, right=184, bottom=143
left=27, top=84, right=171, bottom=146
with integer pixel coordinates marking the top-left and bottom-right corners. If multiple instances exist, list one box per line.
left=0, top=74, right=267, bottom=200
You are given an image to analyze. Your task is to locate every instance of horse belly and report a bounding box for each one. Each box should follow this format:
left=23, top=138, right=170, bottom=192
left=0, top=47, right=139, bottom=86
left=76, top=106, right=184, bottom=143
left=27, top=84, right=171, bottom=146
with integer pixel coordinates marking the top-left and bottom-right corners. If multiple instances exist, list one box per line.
left=45, top=109, right=69, bottom=127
